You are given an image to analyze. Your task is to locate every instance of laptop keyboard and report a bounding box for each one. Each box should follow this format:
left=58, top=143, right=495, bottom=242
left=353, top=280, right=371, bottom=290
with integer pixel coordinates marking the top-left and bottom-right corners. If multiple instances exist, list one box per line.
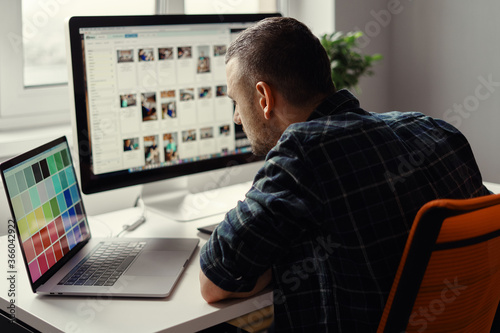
left=58, top=241, right=146, bottom=287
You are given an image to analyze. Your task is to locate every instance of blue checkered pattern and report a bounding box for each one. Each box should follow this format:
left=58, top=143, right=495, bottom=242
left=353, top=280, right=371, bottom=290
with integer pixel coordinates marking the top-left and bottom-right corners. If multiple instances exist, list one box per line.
left=200, top=90, right=490, bottom=332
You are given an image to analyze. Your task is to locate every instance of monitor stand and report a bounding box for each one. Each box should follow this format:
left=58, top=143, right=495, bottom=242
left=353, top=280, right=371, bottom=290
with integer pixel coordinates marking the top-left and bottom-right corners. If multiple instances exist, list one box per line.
left=143, top=181, right=252, bottom=221
left=141, top=161, right=263, bottom=221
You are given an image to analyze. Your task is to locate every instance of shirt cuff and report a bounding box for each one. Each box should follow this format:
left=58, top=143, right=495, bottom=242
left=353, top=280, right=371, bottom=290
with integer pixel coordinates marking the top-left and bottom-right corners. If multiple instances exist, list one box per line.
left=199, top=238, right=257, bottom=293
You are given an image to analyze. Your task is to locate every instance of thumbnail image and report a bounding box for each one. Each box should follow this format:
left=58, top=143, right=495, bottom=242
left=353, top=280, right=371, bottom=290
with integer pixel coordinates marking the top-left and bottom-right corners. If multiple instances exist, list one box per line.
left=123, top=138, right=139, bottom=151
left=200, top=127, right=214, bottom=140
left=182, top=129, right=197, bottom=142
left=214, top=45, right=227, bottom=57
left=141, top=92, right=157, bottom=121
left=219, top=124, right=230, bottom=136
left=162, top=101, right=177, bottom=119
left=138, top=48, right=154, bottom=61
left=216, top=85, right=227, bottom=97
left=161, top=90, right=176, bottom=98
left=198, top=87, right=212, bottom=99
left=158, top=47, right=174, bottom=60
left=163, top=133, right=179, bottom=162
left=144, top=135, right=160, bottom=165
left=180, top=88, right=194, bottom=101
left=178, top=46, right=192, bottom=59
left=117, top=49, right=134, bottom=63
left=197, top=45, right=211, bottom=73
left=120, top=94, right=137, bottom=108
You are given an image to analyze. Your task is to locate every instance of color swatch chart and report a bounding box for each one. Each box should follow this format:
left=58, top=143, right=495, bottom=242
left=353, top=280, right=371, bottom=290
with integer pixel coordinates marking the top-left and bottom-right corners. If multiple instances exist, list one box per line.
left=3, top=145, right=89, bottom=283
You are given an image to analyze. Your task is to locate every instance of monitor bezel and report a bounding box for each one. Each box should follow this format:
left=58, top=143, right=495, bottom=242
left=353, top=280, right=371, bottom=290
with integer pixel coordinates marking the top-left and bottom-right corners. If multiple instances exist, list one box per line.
left=67, top=14, right=279, bottom=194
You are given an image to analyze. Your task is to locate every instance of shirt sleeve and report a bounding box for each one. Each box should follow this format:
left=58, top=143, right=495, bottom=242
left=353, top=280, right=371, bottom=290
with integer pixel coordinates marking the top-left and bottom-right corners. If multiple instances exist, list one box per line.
left=200, top=131, right=325, bottom=292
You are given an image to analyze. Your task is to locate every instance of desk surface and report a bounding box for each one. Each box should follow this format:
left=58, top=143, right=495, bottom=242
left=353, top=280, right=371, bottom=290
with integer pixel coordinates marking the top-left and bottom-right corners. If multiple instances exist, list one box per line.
left=0, top=185, right=273, bottom=333
left=485, top=181, right=500, bottom=194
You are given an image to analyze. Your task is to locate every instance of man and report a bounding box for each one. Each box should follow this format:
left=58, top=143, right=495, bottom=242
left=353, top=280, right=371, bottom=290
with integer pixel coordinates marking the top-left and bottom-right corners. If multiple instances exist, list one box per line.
left=199, top=17, right=490, bottom=331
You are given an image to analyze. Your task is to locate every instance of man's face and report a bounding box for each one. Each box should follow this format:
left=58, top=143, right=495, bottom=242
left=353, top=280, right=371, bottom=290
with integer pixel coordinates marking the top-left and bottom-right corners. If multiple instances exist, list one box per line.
left=226, top=58, right=280, bottom=156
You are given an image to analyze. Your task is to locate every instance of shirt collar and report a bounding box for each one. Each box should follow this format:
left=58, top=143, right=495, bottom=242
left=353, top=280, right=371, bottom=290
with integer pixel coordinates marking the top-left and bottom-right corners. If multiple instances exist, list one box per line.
left=307, top=89, right=363, bottom=121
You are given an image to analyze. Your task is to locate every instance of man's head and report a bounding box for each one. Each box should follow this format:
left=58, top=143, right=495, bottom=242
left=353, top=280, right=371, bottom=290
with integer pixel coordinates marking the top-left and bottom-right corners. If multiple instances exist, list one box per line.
left=225, top=17, right=335, bottom=156
left=226, top=16, right=335, bottom=108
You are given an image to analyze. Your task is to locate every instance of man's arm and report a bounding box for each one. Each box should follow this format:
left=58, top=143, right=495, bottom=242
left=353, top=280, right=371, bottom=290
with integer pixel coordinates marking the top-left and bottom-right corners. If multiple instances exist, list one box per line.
left=199, top=268, right=272, bottom=303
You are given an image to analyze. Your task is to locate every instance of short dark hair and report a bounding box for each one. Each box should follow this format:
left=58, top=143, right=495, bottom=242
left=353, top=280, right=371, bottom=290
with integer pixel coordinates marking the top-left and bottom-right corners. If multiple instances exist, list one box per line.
left=226, top=17, right=335, bottom=106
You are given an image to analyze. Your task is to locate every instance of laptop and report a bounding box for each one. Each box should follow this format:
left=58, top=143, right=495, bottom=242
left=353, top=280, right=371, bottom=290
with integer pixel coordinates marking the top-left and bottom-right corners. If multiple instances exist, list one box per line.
left=0, top=136, right=199, bottom=297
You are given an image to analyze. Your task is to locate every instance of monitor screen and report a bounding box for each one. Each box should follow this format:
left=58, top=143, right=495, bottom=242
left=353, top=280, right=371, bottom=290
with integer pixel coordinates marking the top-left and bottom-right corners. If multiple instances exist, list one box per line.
left=66, top=14, right=279, bottom=196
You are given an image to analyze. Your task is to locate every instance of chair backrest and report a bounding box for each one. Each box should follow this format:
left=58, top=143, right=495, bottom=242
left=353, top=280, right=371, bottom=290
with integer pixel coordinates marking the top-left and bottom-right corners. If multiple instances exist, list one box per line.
left=377, top=193, right=500, bottom=332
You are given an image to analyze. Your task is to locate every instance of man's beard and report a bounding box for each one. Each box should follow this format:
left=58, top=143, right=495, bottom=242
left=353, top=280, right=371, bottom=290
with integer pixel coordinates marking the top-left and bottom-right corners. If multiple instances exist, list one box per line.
left=246, top=124, right=281, bottom=157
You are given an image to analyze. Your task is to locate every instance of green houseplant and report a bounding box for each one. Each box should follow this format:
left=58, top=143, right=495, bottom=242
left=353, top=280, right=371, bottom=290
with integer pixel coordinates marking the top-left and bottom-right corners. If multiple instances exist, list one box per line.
left=320, top=31, right=382, bottom=91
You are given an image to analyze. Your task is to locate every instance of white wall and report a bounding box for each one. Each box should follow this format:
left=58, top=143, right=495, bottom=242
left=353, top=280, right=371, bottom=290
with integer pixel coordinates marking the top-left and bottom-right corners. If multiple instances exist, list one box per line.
left=336, top=0, right=499, bottom=183
left=288, top=0, right=335, bottom=37
left=390, top=0, right=500, bottom=183
left=334, top=0, right=391, bottom=114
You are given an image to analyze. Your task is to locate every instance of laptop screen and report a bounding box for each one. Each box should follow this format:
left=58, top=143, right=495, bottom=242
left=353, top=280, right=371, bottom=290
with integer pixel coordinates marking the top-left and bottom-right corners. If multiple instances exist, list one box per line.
left=1, top=137, right=90, bottom=283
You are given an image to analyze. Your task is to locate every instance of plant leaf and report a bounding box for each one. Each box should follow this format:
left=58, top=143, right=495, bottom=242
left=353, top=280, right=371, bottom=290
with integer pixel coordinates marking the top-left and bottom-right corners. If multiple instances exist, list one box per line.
left=321, top=31, right=382, bottom=90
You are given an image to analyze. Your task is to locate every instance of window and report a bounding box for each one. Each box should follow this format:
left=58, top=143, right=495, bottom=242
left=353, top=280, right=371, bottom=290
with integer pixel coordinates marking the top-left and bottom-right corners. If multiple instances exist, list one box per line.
left=22, top=0, right=156, bottom=87
left=0, top=0, right=157, bottom=131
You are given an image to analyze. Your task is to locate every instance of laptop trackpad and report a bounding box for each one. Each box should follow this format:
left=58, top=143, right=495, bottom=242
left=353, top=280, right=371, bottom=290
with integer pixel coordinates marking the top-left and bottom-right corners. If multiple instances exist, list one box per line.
left=126, top=251, right=186, bottom=276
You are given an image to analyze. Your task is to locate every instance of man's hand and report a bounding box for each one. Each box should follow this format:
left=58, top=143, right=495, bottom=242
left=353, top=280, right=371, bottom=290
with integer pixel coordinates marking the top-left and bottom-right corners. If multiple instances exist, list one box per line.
left=199, top=269, right=272, bottom=303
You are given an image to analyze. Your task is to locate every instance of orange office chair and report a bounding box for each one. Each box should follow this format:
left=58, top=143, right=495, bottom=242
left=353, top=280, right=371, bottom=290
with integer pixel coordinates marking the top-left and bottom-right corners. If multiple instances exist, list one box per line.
left=377, top=193, right=500, bottom=332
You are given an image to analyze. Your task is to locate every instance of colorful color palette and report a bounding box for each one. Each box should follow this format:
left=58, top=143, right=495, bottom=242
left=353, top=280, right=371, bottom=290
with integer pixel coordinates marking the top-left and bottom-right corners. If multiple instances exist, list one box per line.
left=3, top=146, right=89, bottom=283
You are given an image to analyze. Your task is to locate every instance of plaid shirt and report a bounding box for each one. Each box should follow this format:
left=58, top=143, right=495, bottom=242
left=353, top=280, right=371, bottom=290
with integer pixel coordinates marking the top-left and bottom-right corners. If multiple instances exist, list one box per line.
left=200, top=90, right=489, bottom=332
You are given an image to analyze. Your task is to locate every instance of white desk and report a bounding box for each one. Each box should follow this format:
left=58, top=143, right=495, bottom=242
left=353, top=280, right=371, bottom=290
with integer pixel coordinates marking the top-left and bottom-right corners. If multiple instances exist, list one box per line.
left=484, top=181, right=500, bottom=195
left=0, top=201, right=273, bottom=332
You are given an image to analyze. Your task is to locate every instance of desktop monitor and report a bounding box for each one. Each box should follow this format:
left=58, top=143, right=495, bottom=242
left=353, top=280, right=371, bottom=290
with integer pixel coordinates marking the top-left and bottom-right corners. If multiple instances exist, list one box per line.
left=66, top=14, right=280, bottom=220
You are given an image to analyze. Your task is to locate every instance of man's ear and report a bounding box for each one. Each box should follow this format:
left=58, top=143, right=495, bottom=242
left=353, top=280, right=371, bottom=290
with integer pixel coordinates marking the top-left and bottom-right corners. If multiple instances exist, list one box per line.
left=255, top=81, right=275, bottom=120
